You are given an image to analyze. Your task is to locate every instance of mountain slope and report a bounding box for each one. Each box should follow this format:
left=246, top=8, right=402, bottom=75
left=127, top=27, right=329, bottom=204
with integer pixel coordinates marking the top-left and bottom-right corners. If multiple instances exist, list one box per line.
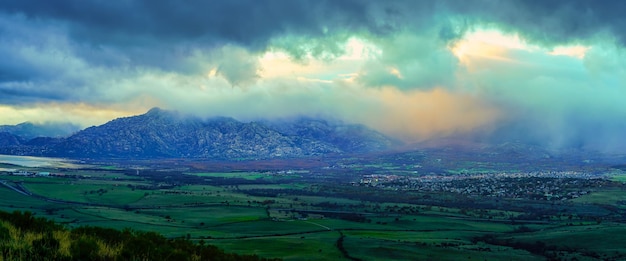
left=49, top=108, right=397, bottom=159
left=0, top=132, right=23, bottom=147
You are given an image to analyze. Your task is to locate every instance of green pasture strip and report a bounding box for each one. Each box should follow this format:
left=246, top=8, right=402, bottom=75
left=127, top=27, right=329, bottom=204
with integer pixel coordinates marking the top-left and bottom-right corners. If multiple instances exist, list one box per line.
left=21, top=181, right=146, bottom=205
left=209, top=231, right=343, bottom=261
left=343, top=230, right=482, bottom=242
left=43, top=207, right=110, bottom=223
left=442, top=218, right=515, bottom=232
left=20, top=182, right=91, bottom=203
left=290, top=195, right=365, bottom=205
left=171, top=186, right=281, bottom=204
left=82, top=186, right=147, bottom=205
left=75, top=206, right=170, bottom=223
left=206, top=219, right=330, bottom=238
left=611, top=174, right=626, bottom=182
left=606, top=170, right=626, bottom=182
left=374, top=214, right=461, bottom=226
left=237, top=183, right=309, bottom=190
left=175, top=184, right=226, bottom=192
left=360, top=214, right=516, bottom=233
left=138, top=206, right=267, bottom=227
left=307, top=218, right=389, bottom=231
left=131, top=194, right=211, bottom=207
left=270, top=208, right=520, bottom=233
left=67, top=206, right=200, bottom=232
left=72, top=219, right=197, bottom=238
left=70, top=178, right=150, bottom=186
left=572, top=188, right=626, bottom=204
left=507, top=223, right=626, bottom=256
left=0, top=185, right=56, bottom=209
left=130, top=192, right=245, bottom=207
left=98, top=165, right=122, bottom=170
left=343, top=236, right=536, bottom=261
left=78, top=172, right=134, bottom=179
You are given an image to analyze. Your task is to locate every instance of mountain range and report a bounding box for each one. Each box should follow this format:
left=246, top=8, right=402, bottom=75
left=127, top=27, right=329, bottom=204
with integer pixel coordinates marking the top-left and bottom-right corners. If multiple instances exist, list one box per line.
left=0, top=108, right=397, bottom=160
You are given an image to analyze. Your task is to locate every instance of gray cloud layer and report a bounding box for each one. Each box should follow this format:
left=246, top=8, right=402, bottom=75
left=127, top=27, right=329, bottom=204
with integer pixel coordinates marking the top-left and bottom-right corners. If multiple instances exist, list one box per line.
left=2, top=0, right=625, bottom=73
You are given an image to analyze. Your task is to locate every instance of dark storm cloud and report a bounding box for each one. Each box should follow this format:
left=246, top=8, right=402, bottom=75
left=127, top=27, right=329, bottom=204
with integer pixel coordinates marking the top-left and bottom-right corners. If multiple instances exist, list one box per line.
left=452, top=0, right=626, bottom=46
left=3, top=0, right=626, bottom=53
left=0, top=42, right=64, bottom=83
left=1, top=0, right=622, bottom=78
left=0, top=83, right=68, bottom=103
left=0, top=0, right=374, bottom=49
left=0, top=0, right=396, bottom=79
left=1, top=0, right=625, bottom=92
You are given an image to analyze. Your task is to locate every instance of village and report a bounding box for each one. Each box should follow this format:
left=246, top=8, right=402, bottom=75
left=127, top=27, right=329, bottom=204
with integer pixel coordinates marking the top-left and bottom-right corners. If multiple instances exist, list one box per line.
left=356, top=170, right=610, bottom=201
left=0, top=167, right=73, bottom=177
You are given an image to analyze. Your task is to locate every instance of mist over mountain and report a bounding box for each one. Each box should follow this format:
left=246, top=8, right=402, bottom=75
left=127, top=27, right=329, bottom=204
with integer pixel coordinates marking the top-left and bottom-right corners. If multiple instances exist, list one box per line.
left=1, top=107, right=624, bottom=162
left=0, top=108, right=397, bottom=160
left=453, top=115, right=626, bottom=155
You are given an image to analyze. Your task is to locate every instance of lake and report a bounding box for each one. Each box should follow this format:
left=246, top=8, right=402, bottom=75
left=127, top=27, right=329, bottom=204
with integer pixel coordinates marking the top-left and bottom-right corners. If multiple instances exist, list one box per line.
left=0, top=154, right=83, bottom=168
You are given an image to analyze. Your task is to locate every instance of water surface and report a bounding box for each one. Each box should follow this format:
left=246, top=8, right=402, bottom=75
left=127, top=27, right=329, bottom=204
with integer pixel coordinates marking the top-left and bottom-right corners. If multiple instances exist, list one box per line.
left=0, top=154, right=82, bottom=168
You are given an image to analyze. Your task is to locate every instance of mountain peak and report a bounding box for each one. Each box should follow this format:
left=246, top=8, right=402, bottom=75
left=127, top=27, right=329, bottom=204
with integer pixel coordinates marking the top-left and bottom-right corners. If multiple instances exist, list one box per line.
left=15, top=122, right=36, bottom=127
left=141, top=107, right=184, bottom=122
left=146, top=107, right=166, bottom=115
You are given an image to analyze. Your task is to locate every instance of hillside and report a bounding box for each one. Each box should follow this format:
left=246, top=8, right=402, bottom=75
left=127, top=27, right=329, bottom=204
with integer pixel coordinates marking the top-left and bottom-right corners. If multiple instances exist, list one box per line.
left=0, top=210, right=278, bottom=261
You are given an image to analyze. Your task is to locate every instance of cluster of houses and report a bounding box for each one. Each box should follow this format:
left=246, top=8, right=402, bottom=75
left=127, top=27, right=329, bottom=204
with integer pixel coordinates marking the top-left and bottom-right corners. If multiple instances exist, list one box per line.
left=1, top=170, right=63, bottom=177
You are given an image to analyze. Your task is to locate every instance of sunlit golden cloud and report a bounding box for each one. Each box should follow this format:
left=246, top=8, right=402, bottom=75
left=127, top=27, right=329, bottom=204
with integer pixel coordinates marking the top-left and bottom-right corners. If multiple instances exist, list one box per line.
left=450, top=30, right=531, bottom=68
left=0, top=103, right=149, bottom=127
left=356, top=87, right=501, bottom=142
left=258, top=37, right=379, bottom=82
left=549, top=45, right=591, bottom=59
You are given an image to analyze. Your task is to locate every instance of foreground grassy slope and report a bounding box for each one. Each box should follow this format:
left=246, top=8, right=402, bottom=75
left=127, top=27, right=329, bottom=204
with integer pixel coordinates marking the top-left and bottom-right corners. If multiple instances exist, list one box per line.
left=0, top=210, right=278, bottom=261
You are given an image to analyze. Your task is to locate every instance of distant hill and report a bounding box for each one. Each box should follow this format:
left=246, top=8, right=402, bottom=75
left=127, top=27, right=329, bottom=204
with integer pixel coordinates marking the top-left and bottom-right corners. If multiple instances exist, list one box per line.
left=0, top=108, right=398, bottom=160
left=0, top=122, right=80, bottom=139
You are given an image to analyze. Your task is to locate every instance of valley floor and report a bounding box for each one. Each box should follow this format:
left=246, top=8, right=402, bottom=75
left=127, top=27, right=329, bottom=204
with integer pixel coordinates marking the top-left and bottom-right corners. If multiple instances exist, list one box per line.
left=1, top=158, right=626, bottom=260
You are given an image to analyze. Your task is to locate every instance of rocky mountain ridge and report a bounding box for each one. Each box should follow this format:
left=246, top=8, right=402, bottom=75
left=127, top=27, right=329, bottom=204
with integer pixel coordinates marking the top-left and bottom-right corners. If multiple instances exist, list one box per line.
left=0, top=108, right=397, bottom=160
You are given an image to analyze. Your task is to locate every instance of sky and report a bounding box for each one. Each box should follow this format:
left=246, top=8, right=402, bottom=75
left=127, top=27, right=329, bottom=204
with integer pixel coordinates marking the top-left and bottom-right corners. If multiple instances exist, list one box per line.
left=1, top=0, right=626, bottom=152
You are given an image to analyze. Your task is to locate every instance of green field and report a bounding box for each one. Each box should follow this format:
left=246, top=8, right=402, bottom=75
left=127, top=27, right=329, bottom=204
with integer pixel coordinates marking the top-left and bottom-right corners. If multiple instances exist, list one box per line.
left=1, top=165, right=626, bottom=261
left=343, top=235, right=538, bottom=261
left=572, top=188, right=626, bottom=204
left=210, top=231, right=344, bottom=260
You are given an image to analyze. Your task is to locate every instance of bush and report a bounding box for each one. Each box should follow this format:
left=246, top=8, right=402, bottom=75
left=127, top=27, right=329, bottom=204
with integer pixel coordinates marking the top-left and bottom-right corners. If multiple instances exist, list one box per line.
left=70, top=237, right=99, bottom=261
left=0, top=225, right=9, bottom=241
left=32, top=232, right=65, bottom=261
